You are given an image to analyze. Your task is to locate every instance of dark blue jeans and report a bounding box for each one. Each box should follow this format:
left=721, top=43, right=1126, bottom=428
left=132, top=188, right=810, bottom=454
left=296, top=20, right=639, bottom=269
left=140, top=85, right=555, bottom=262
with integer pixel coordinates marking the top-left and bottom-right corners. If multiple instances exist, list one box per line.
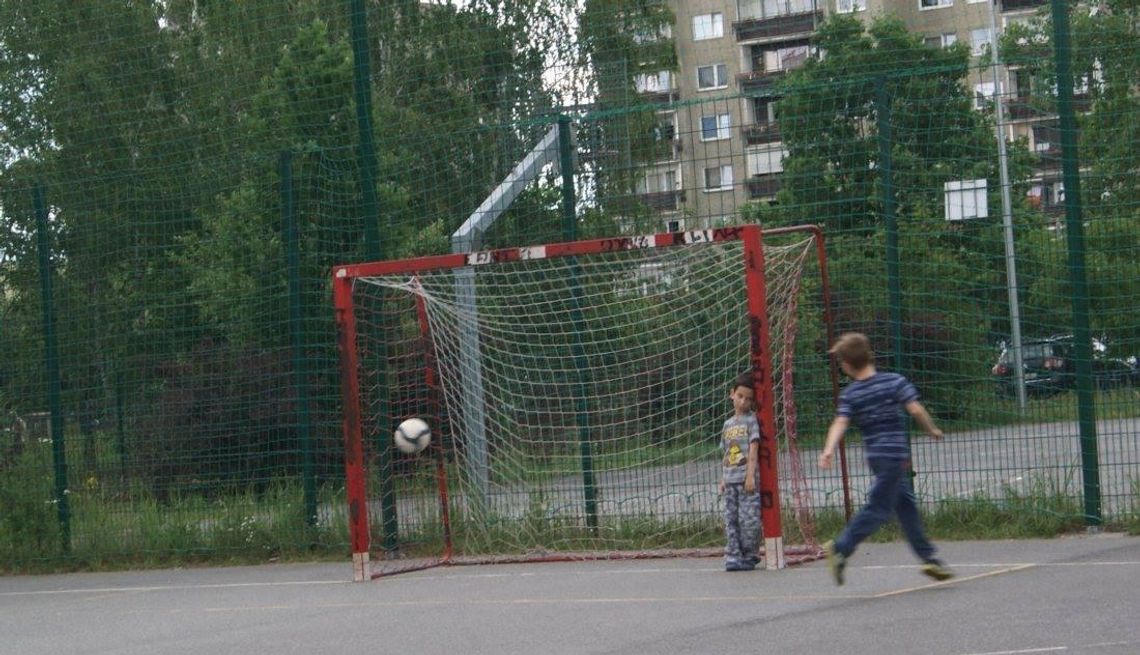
left=834, top=456, right=937, bottom=562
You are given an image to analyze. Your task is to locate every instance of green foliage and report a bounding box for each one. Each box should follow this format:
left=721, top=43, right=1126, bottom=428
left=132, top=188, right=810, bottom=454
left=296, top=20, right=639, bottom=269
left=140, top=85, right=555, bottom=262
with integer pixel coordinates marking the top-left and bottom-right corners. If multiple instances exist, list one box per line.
left=775, top=15, right=994, bottom=233
left=0, top=449, right=62, bottom=566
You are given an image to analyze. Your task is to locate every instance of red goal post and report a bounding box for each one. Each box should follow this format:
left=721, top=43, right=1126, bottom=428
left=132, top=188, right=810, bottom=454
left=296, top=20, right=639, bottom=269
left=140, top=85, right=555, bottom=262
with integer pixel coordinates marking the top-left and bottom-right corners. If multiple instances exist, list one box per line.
left=333, top=224, right=841, bottom=581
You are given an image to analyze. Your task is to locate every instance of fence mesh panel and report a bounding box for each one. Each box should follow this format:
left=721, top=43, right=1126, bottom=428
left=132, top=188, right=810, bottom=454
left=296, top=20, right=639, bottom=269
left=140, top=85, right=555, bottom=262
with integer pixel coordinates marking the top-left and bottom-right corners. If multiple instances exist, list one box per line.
left=0, top=1, right=1136, bottom=570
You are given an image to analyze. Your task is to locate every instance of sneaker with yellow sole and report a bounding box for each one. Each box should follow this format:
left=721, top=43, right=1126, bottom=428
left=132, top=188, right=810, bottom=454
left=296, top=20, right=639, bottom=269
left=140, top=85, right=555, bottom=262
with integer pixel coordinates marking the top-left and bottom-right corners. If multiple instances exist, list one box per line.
left=823, top=540, right=846, bottom=586
left=921, top=559, right=954, bottom=581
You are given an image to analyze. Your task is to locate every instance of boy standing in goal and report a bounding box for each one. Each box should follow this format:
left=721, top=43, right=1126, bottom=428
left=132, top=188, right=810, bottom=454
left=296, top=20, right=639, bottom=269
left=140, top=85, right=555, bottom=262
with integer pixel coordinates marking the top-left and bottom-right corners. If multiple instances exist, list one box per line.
left=818, top=333, right=954, bottom=585
left=718, top=374, right=762, bottom=572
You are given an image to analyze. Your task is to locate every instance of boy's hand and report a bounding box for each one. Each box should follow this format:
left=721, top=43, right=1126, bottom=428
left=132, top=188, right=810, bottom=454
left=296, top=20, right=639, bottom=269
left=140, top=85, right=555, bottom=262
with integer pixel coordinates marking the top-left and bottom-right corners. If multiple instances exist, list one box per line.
left=744, top=475, right=756, bottom=493
left=929, top=428, right=944, bottom=440
left=818, top=448, right=834, bottom=469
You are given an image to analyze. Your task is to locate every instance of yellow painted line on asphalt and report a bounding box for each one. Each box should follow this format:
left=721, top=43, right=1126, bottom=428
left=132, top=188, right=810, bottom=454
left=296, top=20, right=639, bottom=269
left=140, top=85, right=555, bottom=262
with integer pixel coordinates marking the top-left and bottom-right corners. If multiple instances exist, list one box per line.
left=873, top=563, right=1037, bottom=598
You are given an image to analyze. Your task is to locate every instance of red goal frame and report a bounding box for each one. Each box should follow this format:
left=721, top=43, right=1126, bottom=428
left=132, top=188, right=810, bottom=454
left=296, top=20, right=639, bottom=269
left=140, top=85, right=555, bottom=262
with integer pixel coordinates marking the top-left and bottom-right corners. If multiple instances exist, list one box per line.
left=332, top=224, right=841, bottom=581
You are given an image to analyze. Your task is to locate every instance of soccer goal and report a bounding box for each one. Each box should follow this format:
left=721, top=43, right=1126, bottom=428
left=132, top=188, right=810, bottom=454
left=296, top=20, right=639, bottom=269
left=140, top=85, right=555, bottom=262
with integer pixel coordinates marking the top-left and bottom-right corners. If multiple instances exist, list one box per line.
left=333, top=224, right=839, bottom=581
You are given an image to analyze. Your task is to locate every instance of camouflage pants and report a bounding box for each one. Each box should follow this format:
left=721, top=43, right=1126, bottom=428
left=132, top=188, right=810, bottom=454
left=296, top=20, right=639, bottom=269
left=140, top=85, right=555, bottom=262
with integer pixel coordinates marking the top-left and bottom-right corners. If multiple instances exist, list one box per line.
left=723, top=483, right=762, bottom=566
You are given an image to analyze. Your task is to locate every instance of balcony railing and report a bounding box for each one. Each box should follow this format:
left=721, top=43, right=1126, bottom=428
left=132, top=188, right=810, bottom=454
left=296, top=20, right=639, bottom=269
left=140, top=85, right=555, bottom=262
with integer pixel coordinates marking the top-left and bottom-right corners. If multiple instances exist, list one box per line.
left=639, top=190, right=685, bottom=212
left=742, top=122, right=781, bottom=145
left=734, top=10, right=821, bottom=42
left=737, top=69, right=784, bottom=93
left=747, top=175, right=782, bottom=199
left=1004, top=97, right=1049, bottom=121
left=1001, top=0, right=1046, bottom=11
left=1005, top=95, right=1092, bottom=121
left=649, top=138, right=683, bottom=162
left=638, top=89, right=679, bottom=106
left=1035, top=147, right=1062, bottom=168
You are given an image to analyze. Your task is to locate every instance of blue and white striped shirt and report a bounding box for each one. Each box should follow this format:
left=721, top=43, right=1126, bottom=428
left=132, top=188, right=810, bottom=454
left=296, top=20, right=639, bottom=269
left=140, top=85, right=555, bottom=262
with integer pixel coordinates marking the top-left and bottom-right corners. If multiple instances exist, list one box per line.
left=837, top=372, right=919, bottom=460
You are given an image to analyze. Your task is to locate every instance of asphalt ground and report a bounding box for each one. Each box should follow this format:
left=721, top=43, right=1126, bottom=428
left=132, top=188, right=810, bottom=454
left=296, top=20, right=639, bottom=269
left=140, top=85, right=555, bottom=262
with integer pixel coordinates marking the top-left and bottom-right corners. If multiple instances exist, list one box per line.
left=2, top=533, right=1137, bottom=655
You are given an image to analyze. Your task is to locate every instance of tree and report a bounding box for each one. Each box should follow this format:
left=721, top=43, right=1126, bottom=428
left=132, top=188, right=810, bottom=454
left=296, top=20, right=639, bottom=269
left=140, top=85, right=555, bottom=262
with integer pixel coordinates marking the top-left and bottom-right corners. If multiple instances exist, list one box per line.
left=1000, top=1, right=1140, bottom=348
left=576, top=0, right=677, bottom=236
left=751, top=15, right=1039, bottom=416
left=0, top=0, right=591, bottom=490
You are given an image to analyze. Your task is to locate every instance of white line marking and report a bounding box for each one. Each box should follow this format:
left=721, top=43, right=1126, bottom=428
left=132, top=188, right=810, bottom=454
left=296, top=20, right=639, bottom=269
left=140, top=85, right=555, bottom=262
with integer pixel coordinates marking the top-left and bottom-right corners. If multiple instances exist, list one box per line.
left=0, top=579, right=350, bottom=597
left=958, top=643, right=1140, bottom=655
left=959, top=647, right=1067, bottom=654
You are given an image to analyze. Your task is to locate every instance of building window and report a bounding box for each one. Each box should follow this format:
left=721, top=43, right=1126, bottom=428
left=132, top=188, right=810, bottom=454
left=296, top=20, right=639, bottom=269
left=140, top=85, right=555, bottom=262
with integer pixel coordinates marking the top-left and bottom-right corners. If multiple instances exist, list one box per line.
left=1009, top=69, right=1031, bottom=97
left=697, top=64, right=729, bottom=91
left=632, top=24, right=671, bottom=44
left=692, top=13, right=723, bottom=41
left=974, top=82, right=996, bottom=109
left=704, top=165, right=733, bottom=192
left=837, top=0, right=866, bottom=12
left=747, top=148, right=787, bottom=176
left=970, top=28, right=993, bottom=56
left=944, top=179, right=989, bottom=221
left=753, top=97, right=777, bottom=124
left=925, top=32, right=958, bottom=48
left=653, top=112, right=677, bottom=141
left=635, top=71, right=674, bottom=94
left=700, top=114, right=732, bottom=141
left=762, top=44, right=809, bottom=73
left=920, top=0, right=953, bottom=8
left=638, top=169, right=679, bottom=194
left=739, top=0, right=815, bottom=20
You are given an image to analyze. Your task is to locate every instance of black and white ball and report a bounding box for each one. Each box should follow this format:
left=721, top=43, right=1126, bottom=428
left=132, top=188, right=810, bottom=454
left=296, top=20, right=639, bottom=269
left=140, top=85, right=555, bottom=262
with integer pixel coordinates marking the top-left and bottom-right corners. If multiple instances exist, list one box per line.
left=394, top=418, right=431, bottom=454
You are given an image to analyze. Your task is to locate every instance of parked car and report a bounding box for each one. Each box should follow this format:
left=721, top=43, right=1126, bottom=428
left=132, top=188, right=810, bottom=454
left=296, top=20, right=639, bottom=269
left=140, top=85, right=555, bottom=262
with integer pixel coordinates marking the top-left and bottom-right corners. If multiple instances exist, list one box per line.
left=991, top=335, right=1139, bottom=396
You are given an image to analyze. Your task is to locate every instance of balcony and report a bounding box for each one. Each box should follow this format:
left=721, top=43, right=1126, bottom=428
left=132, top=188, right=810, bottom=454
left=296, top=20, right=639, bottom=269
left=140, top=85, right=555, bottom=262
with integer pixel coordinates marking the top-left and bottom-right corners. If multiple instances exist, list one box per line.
left=1035, top=146, right=1062, bottom=168
left=1005, top=94, right=1091, bottom=121
left=648, top=138, right=683, bottom=162
left=747, top=175, right=782, bottom=199
left=737, top=69, right=785, bottom=94
left=638, top=89, right=679, bottom=106
left=1001, top=0, right=1046, bottom=11
left=733, top=10, right=821, bottom=42
left=1004, top=96, right=1050, bottom=121
left=742, top=122, right=781, bottom=145
left=638, top=190, right=686, bottom=212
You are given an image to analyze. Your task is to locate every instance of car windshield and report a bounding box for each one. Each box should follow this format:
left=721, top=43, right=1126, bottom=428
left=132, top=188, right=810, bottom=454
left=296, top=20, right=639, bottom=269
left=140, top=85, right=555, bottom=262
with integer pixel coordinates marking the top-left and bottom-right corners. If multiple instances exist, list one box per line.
left=1000, top=338, right=1112, bottom=365
left=1001, top=343, right=1054, bottom=363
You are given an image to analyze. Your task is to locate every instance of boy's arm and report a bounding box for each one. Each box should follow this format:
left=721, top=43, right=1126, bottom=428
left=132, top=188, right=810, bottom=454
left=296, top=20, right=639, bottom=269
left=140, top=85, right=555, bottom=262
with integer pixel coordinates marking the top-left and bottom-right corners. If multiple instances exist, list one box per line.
left=817, top=415, right=849, bottom=469
left=744, top=440, right=759, bottom=493
left=905, top=400, right=943, bottom=439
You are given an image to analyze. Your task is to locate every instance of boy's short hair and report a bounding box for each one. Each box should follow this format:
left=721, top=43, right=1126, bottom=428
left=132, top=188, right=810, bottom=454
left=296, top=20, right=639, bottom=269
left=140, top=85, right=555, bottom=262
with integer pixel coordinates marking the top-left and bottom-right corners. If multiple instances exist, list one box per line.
left=733, top=372, right=754, bottom=391
left=829, top=332, right=873, bottom=369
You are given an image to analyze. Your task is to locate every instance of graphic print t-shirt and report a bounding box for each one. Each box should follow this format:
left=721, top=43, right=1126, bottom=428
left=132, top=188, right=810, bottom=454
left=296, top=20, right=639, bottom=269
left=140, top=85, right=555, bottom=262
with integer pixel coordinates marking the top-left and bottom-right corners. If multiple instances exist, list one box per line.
left=721, top=412, right=760, bottom=484
left=836, top=372, right=919, bottom=460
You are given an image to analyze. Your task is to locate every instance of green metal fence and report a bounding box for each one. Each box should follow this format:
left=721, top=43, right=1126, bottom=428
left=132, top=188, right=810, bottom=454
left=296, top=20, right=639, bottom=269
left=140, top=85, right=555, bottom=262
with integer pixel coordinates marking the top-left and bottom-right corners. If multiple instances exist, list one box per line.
left=0, top=1, right=1136, bottom=570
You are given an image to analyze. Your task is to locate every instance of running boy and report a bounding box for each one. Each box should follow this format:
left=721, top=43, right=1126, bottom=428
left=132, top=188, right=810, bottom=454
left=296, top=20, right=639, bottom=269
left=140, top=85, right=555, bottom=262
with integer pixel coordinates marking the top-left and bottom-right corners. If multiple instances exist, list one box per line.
left=719, top=373, right=762, bottom=571
left=818, top=332, right=953, bottom=585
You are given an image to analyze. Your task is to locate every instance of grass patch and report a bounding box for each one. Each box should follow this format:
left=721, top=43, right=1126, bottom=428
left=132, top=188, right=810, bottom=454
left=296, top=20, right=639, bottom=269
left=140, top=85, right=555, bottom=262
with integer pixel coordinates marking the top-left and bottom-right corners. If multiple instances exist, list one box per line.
left=3, top=441, right=1135, bottom=573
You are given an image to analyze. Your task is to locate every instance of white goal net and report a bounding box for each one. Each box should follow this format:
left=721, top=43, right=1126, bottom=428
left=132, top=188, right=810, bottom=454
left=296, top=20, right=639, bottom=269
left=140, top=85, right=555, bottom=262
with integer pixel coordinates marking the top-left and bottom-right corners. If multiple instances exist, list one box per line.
left=334, top=225, right=831, bottom=579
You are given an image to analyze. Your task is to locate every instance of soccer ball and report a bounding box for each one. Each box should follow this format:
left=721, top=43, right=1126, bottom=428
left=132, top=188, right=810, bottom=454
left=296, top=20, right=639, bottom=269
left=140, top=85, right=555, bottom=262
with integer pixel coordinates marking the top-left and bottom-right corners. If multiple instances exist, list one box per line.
left=394, top=418, right=431, bottom=455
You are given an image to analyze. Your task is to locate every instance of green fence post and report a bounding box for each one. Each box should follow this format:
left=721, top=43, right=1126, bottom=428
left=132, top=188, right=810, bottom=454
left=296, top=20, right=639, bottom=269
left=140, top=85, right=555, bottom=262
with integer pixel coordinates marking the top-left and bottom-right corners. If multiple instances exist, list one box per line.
left=348, top=0, right=397, bottom=550
left=1050, top=0, right=1100, bottom=527
left=876, top=77, right=903, bottom=373
left=115, top=370, right=127, bottom=480
left=349, top=0, right=382, bottom=255
left=559, top=115, right=598, bottom=531
left=282, top=151, right=317, bottom=527
left=33, top=185, right=70, bottom=554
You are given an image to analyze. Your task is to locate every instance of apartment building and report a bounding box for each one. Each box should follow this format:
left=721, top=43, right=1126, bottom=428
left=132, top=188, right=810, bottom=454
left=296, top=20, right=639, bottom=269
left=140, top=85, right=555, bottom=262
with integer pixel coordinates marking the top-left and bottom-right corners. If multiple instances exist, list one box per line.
left=636, top=0, right=1059, bottom=230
